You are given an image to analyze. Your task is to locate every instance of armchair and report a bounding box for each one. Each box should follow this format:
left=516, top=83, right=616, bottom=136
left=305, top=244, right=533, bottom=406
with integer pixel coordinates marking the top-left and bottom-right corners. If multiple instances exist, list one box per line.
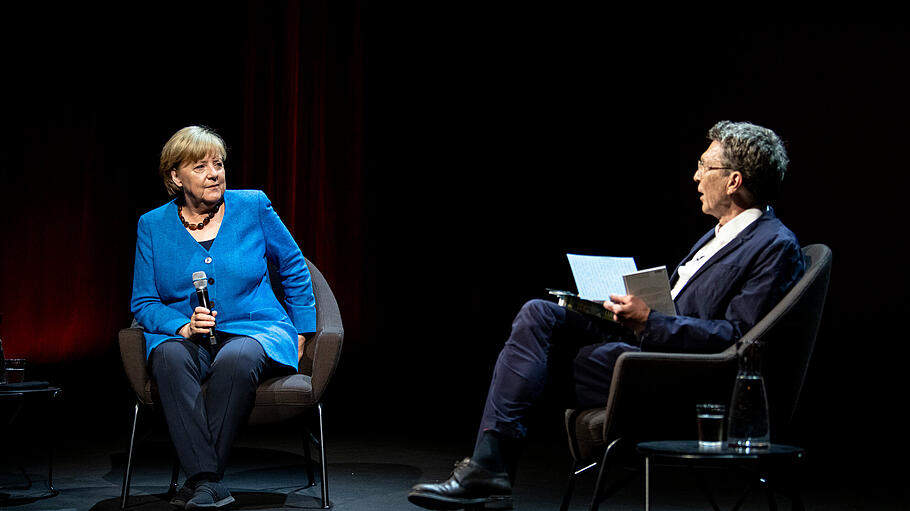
left=561, top=244, right=832, bottom=511
left=118, top=257, right=343, bottom=509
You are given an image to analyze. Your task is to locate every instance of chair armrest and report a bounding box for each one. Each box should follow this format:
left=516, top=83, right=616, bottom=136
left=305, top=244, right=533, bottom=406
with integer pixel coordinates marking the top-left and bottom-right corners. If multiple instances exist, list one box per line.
left=602, top=349, right=738, bottom=442
left=118, top=327, right=154, bottom=406
left=298, top=257, right=344, bottom=400
left=306, top=325, right=344, bottom=402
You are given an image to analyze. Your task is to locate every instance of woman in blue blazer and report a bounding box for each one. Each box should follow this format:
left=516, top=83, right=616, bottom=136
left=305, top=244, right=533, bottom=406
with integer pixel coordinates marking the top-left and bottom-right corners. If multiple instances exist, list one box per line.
left=131, top=126, right=316, bottom=509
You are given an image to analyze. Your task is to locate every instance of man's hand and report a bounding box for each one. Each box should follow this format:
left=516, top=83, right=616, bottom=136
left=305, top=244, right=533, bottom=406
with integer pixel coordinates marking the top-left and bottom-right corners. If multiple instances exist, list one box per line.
left=178, top=307, right=218, bottom=338
left=605, top=294, right=650, bottom=333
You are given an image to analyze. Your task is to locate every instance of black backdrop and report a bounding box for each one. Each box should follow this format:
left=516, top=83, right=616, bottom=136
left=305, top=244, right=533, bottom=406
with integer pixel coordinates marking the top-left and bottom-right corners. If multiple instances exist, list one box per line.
left=2, top=3, right=907, bottom=493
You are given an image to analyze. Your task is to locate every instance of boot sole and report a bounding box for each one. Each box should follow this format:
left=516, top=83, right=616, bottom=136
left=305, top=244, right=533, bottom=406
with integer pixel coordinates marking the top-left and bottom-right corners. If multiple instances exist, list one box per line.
left=186, top=495, right=235, bottom=510
left=408, top=491, right=512, bottom=510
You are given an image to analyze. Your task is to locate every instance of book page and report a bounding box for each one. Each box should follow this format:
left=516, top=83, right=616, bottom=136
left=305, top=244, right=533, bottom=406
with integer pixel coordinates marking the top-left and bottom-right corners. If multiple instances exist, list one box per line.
left=566, top=254, right=637, bottom=301
left=622, top=266, right=676, bottom=316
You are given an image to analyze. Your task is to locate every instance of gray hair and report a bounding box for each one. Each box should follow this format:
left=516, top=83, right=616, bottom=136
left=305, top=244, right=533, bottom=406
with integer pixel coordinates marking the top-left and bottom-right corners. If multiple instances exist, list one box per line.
left=708, top=121, right=788, bottom=206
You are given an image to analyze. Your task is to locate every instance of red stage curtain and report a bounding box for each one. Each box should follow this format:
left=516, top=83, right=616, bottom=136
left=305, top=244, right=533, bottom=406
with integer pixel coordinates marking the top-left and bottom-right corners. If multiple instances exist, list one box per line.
left=0, top=1, right=363, bottom=362
left=236, top=1, right=364, bottom=347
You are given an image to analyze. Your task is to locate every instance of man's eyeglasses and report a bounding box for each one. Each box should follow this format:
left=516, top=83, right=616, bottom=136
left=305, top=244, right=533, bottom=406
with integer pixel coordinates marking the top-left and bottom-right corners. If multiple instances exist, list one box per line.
left=696, top=160, right=733, bottom=174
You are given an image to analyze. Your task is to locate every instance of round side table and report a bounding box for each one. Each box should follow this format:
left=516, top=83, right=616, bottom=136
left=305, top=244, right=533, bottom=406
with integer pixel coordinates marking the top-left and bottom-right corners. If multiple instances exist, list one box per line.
left=637, top=440, right=805, bottom=511
left=0, top=384, right=63, bottom=499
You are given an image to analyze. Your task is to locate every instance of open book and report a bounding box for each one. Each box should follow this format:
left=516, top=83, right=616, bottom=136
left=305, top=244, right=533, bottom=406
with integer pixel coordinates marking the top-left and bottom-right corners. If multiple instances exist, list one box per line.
left=548, top=254, right=676, bottom=320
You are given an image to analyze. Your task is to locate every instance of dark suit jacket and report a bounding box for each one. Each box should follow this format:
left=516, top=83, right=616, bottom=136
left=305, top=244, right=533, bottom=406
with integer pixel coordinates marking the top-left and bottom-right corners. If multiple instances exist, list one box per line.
left=640, top=207, right=806, bottom=353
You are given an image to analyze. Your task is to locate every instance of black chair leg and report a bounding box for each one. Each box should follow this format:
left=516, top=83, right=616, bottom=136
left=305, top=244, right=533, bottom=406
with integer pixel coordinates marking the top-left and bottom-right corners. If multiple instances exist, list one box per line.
left=47, top=388, right=61, bottom=496
left=561, top=460, right=597, bottom=511
left=317, top=402, right=330, bottom=509
left=121, top=402, right=140, bottom=509
left=47, top=441, right=58, bottom=496
left=560, top=469, right=578, bottom=511
left=302, top=423, right=317, bottom=488
left=588, top=437, right=634, bottom=511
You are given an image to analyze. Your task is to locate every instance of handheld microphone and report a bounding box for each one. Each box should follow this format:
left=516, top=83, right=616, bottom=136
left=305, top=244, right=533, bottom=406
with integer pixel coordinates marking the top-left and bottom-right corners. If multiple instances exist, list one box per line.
left=192, top=271, right=217, bottom=345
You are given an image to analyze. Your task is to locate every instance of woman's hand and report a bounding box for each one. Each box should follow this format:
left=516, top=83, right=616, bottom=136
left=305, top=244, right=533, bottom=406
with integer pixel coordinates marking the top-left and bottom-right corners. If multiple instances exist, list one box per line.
left=605, top=294, right=650, bottom=333
left=298, top=334, right=307, bottom=361
left=178, top=307, right=218, bottom=338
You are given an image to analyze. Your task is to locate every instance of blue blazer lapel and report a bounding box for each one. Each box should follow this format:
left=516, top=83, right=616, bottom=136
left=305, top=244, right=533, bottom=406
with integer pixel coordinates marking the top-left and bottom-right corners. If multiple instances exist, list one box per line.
left=690, top=236, right=745, bottom=279
left=670, top=207, right=777, bottom=293
left=671, top=228, right=716, bottom=284
left=679, top=209, right=775, bottom=289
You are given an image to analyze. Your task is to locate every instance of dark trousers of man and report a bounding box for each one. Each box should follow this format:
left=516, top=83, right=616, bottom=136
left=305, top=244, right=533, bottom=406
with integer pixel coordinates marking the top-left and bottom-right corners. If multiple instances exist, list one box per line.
left=149, top=335, right=288, bottom=481
left=475, top=299, right=639, bottom=451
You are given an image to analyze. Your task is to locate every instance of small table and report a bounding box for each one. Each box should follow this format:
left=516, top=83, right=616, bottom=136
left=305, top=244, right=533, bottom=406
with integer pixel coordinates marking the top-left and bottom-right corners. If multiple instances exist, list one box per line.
left=0, top=383, right=63, bottom=499
left=637, top=440, right=805, bottom=511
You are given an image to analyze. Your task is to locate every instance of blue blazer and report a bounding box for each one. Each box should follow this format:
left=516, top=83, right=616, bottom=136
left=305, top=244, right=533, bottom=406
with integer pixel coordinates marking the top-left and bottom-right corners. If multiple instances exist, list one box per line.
left=130, top=190, right=316, bottom=369
left=641, top=207, right=806, bottom=353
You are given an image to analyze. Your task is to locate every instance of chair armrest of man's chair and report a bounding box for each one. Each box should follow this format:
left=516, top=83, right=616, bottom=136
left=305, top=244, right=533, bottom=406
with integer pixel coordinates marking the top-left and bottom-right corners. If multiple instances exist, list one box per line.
left=566, top=349, right=738, bottom=463
left=118, top=327, right=154, bottom=406
left=604, top=350, right=738, bottom=439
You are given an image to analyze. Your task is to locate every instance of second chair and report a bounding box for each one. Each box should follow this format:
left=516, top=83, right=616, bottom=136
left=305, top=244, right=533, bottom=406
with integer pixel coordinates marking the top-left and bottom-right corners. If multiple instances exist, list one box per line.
left=561, top=243, right=832, bottom=511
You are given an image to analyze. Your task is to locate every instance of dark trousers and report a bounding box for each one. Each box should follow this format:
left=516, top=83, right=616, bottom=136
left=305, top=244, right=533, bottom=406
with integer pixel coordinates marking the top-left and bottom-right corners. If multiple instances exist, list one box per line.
left=476, top=299, right=639, bottom=446
left=149, top=335, right=288, bottom=480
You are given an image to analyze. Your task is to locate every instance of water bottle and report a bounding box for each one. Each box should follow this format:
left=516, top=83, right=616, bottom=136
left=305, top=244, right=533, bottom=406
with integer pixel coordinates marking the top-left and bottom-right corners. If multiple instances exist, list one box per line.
left=727, top=339, right=770, bottom=449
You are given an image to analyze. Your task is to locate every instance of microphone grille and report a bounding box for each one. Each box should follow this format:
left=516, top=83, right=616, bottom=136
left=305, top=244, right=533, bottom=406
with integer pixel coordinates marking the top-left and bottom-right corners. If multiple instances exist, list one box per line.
left=192, top=271, right=208, bottom=290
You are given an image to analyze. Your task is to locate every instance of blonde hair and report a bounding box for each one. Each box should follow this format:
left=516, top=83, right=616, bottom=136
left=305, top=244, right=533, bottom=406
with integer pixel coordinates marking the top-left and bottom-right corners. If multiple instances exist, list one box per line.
left=159, top=126, right=227, bottom=196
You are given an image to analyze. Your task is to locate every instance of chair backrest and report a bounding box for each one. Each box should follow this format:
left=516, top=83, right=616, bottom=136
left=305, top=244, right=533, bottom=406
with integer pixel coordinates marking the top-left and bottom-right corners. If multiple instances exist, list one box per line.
left=304, top=258, right=344, bottom=342
left=739, top=243, right=832, bottom=442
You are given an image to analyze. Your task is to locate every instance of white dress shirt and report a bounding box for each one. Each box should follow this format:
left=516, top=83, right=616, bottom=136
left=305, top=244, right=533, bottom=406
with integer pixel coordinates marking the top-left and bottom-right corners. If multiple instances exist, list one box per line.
left=670, top=208, right=764, bottom=300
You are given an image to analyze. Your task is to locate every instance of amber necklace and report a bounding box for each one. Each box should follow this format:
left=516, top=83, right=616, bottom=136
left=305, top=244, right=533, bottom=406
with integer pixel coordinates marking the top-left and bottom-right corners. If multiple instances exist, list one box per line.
left=178, top=199, right=223, bottom=231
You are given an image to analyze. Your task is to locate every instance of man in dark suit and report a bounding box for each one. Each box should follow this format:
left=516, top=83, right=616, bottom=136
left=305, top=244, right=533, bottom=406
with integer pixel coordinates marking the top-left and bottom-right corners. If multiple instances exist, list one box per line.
left=408, top=121, right=807, bottom=510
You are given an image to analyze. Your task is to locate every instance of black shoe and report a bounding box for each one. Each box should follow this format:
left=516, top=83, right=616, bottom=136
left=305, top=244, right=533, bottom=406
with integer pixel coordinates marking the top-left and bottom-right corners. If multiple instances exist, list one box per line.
left=185, top=481, right=235, bottom=510
left=408, top=458, right=512, bottom=510
left=169, top=483, right=194, bottom=508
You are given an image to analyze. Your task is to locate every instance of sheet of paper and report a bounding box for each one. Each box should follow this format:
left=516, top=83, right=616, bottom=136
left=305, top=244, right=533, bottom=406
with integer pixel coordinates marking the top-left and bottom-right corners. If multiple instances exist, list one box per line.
left=623, top=266, right=676, bottom=316
left=566, top=254, right=637, bottom=301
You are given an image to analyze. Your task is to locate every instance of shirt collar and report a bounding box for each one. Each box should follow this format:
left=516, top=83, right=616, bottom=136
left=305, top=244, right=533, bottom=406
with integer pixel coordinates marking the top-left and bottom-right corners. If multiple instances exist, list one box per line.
left=714, top=207, right=763, bottom=243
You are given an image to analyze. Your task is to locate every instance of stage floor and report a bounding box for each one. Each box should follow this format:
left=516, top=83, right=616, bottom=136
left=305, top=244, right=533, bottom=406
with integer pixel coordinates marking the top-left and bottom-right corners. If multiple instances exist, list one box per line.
left=1, top=416, right=906, bottom=511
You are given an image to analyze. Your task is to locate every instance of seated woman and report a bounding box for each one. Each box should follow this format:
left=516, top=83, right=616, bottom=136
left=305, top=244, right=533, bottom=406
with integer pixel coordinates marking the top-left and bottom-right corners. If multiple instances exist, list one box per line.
left=130, top=126, right=316, bottom=509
